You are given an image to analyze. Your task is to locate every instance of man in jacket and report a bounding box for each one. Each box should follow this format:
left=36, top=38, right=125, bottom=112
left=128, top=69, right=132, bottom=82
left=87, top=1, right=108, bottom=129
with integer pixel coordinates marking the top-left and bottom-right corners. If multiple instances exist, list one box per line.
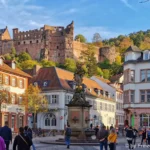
left=0, top=121, right=12, bottom=150
left=13, top=127, right=32, bottom=150
left=97, top=125, right=108, bottom=150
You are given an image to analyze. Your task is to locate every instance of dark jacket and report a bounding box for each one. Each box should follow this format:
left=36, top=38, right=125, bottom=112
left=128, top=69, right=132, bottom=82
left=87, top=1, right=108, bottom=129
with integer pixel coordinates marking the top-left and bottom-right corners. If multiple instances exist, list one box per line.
left=126, top=128, right=133, bottom=140
left=97, top=129, right=108, bottom=141
left=24, top=128, right=33, bottom=140
left=0, top=126, right=12, bottom=142
left=94, top=127, right=99, bottom=136
left=13, top=133, right=32, bottom=150
left=133, top=129, right=138, bottom=138
left=65, top=127, right=72, bottom=137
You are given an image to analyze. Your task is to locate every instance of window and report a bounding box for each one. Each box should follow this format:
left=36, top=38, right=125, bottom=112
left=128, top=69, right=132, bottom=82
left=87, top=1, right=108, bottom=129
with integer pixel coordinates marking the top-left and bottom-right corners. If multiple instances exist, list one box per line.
left=130, top=70, right=135, bottom=82
left=44, top=113, right=56, bottom=126
left=105, top=103, right=107, bottom=111
left=24, top=41, right=26, bottom=44
left=57, top=46, right=59, bottom=49
left=100, top=102, right=102, bottom=110
left=12, top=78, right=16, bottom=86
left=19, top=80, right=24, bottom=88
left=52, top=95, right=59, bottom=104
left=109, top=104, right=111, bottom=111
left=45, top=95, right=51, bottom=104
left=141, top=70, right=150, bottom=82
left=130, top=90, right=135, bottom=103
left=30, top=41, right=32, bottom=44
left=5, top=76, right=9, bottom=85
left=144, top=53, right=149, bottom=60
left=18, top=42, right=20, bottom=45
left=93, top=101, right=97, bottom=110
left=18, top=96, right=22, bottom=104
left=112, top=105, right=114, bottom=112
left=147, top=70, right=150, bottom=82
left=11, top=94, right=16, bottom=104
left=19, top=116, right=23, bottom=128
left=36, top=40, right=39, bottom=43
left=140, top=114, right=150, bottom=127
left=65, top=95, right=72, bottom=104
left=147, top=90, right=150, bottom=102
left=141, top=90, right=145, bottom=102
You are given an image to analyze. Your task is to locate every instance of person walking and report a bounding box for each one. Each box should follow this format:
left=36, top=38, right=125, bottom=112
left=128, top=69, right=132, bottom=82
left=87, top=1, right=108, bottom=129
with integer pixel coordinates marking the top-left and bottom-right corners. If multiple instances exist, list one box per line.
left=108, top=128, right=117, bottom=150
left=24, top=126, right=36, bottom=150
left=13, top=127, right=32, bottom=150
left=65, top=125, right=72, bottom=149
left=132, top=127, right=138, bottom=146
left=126, top=126, right=134, bottom=150
left=110, top=125, right=113, bottom=131
left=94, top=126, right=99, bottom=136
left=0, top=135, right=5, bottom=150
left=147, top=128, right=150, bottom=145
left=97, top=125, right=108, bottom=150
left=90, top=123, right=93, bottom=129
left=0, top=121, right=12, bottom=150
left=141, top=128, right=147, bottom=145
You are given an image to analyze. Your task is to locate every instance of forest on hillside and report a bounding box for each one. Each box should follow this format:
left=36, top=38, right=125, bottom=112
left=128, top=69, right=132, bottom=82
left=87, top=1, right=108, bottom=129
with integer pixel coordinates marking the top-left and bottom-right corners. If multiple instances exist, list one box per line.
left=4, top=29, right=150, bottom=80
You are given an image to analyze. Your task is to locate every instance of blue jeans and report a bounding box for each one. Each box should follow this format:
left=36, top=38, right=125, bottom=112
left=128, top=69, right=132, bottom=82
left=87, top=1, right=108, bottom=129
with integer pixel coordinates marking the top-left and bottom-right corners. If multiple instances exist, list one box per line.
left=65, top=136, right=70, bottom=146
left=100, top=140, right=108, bottom=150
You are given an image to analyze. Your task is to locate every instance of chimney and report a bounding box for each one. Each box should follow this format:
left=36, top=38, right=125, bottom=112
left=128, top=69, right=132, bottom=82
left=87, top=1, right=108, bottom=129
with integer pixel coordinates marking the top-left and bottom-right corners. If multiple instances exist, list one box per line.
left=0, top=56, right=4, bottom=66
left=33, top=65, right=41, bottom=75
left=11, top=60, right=16, bottom=69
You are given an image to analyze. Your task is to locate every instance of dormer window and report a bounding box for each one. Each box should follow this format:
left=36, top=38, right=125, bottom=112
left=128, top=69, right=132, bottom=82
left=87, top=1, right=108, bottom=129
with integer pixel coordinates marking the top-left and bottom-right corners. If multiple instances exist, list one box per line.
left=144, top=51, right=150, bottom=60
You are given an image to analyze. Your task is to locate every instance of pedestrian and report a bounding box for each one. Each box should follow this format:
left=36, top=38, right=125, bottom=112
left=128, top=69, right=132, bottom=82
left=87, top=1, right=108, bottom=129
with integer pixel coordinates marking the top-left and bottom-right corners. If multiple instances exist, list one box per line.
left=0, top=135, right=5, bottom=150
left=94, top=126, right=99, bottom=136
left=132, top=127, right=138, bottom=146
left=147, top=128, right=150, bottom=145
left=0, top=121, right=12, bottom=150
left=126, top=126, right=134, bottom=150
left=13, top=127, right=32, bottom=150
left=110, top=124, right=113, bottom=131
left=24, top=126, right=36, bottom=150
left=108, top=128, right=117, bottom=150
left=65, top=124, right=72, bottom=149
left=141, top=128, right=147, bottom=145
left=97, top=125, right=108, bottom=150
left=90, top=123, right=93, bottom=129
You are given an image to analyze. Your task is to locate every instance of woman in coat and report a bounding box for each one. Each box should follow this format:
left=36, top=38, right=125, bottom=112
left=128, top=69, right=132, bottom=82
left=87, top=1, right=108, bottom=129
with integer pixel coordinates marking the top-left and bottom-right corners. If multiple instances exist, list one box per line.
left=108, top=128, right=117, bottom=150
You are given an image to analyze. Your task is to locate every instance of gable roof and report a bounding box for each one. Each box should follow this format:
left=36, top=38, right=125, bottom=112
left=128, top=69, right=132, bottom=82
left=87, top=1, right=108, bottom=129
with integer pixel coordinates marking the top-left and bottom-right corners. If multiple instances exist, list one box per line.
left=0, top=60, right=31, bottom=78
left=125, top=45, right=141, bottom=53
left=0, top=28, right=6, bottom=36
left=110, top=73, right=123, bottom=83
left=94, top=76, right=110, bottom=84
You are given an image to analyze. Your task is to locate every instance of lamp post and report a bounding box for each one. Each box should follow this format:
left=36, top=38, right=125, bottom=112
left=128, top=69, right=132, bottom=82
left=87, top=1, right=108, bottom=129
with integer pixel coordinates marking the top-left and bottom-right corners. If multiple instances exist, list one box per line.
left=16, top=108, right=22, bottom=128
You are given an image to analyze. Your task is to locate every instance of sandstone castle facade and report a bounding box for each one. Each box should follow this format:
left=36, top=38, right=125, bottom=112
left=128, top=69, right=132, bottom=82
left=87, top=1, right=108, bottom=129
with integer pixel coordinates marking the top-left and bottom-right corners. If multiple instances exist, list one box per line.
left=0, top=22, right=117, bottom=63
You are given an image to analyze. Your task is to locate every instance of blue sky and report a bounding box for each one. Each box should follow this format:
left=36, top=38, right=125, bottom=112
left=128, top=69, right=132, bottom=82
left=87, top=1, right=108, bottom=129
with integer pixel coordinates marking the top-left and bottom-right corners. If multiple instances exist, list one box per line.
left=0, top=0, right=150, bottom=41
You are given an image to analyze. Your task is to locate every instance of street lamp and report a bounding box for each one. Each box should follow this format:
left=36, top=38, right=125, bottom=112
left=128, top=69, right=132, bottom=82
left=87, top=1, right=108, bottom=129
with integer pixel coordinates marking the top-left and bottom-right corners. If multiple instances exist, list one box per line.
left=16, top=108, right=22, bottom=128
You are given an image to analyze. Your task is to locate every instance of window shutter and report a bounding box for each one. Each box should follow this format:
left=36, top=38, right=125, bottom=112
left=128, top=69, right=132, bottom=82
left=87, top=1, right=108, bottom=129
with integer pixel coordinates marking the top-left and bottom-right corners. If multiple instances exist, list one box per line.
left=56, top=95, right=59, bottom=104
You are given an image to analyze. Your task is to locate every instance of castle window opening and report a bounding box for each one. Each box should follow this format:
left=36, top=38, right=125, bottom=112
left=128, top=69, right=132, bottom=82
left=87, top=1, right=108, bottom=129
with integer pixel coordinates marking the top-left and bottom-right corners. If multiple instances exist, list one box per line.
left=36, top=40, right=39, bottom=43
left=30, top=41, right=32, bottom=44
left=57, top=46, right=59, bottom=49
left=24, top=41, right=26, bottom=44
left=18, top=42, right=20, bottom=45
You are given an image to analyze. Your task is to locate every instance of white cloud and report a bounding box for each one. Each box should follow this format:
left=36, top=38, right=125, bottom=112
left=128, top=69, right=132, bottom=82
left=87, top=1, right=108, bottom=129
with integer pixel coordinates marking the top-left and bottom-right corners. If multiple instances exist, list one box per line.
left=60, top=8, right=78, bottom=14
left=25, top=5, right=44, bottom=10
left=75, top=26, right=124, bottom=41
left=29, top=20, right=43, bottom=27
left=120, top=0, right=136, bottom=10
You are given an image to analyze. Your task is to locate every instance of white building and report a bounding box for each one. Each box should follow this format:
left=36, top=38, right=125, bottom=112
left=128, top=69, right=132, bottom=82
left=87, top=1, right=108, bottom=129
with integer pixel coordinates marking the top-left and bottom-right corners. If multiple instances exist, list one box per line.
left=91, top=76, right=124, bottom=127
left=27, top=66, right=116, bottom=131
left=124, top=45, right=150, bottom=128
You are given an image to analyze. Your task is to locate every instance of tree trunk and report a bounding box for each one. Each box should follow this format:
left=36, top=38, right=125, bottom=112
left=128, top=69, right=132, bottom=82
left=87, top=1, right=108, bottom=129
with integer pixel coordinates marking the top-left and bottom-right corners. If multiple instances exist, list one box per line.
left=33, top=112, right=36, bottom=129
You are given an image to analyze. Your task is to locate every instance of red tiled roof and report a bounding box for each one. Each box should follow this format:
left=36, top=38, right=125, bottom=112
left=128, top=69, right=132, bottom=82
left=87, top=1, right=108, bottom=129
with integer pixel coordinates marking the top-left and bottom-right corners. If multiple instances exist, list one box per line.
left=110, top=74, right=123, bottom=83
left=0, top=62, right=31, bottom=78
left=94, top=76, right=110, bottom=84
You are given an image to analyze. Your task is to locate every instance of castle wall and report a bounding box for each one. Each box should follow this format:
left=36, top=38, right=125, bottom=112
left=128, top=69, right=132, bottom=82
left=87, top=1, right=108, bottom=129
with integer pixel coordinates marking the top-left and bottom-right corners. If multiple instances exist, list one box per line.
left=0, top=40, right=13, bottom=55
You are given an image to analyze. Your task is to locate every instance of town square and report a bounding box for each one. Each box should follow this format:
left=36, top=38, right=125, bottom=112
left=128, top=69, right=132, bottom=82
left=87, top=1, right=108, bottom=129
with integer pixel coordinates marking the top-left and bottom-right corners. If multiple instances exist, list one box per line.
left=0, top=0, right=150, bottom=150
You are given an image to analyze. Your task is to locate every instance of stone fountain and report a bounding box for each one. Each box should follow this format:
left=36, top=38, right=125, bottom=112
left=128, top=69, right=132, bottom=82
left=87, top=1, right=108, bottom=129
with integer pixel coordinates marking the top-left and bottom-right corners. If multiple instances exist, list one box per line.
left=66, top=62, right=95, bottom=141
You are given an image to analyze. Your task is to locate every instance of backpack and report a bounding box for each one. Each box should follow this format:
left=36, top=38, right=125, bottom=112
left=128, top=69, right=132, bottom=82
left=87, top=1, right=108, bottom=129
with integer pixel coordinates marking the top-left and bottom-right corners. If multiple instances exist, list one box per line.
left=66, top=128, right=71, bottom=136
left=147, top=131, right=150, bottom=138
left=133, top=130, right=137, bottom=136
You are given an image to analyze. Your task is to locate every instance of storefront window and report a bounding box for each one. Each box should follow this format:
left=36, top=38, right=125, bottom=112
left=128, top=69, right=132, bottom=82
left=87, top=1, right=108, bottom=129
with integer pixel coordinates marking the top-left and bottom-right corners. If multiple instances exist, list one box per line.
left=140, top=114, right=150, bottom=127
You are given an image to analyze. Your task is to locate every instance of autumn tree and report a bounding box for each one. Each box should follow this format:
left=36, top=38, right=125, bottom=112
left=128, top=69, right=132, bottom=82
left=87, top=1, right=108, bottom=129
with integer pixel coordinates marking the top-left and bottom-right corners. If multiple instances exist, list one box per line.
left=92, top=33, right=102, bottom=43
left=80, top=44, right=97, bottom=77
left=64, top=58, right=76, bottom=72
left=75, top=34, right=86, bottom=43
left=0, top=85, right=11, bottom=126
left=40, top=59, right=56, bottom=67
left=22, top=84, right=48, bottom=128
left=18, top=52, right=32, bottom=63
left=20, top=60, right=39, bottom=70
